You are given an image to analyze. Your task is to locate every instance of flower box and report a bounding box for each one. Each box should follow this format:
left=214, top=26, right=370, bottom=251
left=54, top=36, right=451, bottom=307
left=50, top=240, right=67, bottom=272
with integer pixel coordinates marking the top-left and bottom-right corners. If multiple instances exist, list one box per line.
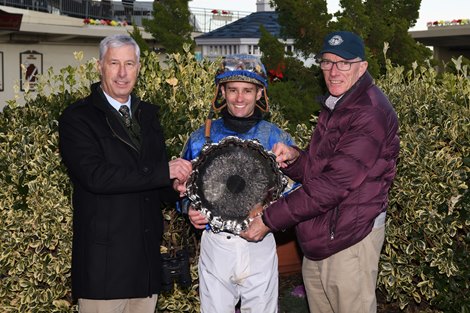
left=212, top=15, right=233, bottom=21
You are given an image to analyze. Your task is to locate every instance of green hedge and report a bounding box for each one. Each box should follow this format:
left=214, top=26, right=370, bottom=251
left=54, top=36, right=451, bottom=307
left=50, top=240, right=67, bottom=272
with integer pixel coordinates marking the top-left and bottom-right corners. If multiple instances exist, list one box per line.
left=377, top=56, right=469, bottom=312
left=0, top=47, right=468, bottom=312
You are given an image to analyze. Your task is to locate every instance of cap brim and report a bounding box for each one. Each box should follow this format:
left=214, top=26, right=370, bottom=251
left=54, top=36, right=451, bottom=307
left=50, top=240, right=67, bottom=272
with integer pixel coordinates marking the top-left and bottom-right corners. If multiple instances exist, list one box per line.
left=218, top=75, right=264, bottom=86
left=318, top=48, right=358, bottom=60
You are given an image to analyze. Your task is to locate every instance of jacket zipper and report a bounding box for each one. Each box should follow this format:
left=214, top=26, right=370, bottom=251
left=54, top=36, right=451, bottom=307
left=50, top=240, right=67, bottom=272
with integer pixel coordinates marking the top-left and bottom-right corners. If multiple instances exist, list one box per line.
left=329, top=206, right=339, bottom=240
left=106, top=117, right=139, bottom=153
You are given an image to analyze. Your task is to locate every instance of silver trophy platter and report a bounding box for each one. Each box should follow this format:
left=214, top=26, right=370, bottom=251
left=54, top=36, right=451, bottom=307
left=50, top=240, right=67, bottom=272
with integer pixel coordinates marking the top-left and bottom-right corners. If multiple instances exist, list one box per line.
left=186, top=136, right=287, bottom=235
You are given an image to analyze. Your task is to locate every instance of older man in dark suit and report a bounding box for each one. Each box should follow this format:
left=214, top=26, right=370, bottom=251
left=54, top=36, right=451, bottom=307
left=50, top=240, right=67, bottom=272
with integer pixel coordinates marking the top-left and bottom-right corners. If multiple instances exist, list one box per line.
left=59, top=34, right=191, bottom=313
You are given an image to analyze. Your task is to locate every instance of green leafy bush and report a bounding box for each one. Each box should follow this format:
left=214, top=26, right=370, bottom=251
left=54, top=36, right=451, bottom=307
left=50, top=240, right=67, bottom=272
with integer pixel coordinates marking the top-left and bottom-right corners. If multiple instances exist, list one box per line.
left=0, top=46, right=468, bottom=313
left=376, top=57, right=469, bottom=312
left=266, top=58, right=323, bottom=132
left=0, top=53, right=97, bottom=312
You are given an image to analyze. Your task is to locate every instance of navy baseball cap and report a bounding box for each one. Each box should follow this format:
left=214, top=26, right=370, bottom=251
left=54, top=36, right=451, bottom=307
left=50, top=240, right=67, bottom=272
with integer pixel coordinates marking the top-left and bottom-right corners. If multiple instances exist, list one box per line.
left=318, top=31, right=365, bottom=60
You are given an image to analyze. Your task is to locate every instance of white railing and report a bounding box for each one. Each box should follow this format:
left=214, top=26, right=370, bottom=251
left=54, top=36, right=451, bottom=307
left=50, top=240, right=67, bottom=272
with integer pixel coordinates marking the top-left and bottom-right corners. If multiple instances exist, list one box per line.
left=0, top=0, right=250, bottom=31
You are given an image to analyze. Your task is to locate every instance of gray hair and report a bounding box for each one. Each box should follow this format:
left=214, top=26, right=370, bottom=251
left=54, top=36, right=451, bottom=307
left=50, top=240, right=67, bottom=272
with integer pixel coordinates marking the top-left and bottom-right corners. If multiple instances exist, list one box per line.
left=99, top=34, right=140, bottom=62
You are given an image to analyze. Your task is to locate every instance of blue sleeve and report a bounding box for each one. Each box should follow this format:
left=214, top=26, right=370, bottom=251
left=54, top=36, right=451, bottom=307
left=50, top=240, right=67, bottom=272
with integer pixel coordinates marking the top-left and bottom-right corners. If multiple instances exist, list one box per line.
left=270, top=127, right=295, bottom=148
left=284, top=131, right=295, bottom=146
left=181, top=137, right=193, bottom=160
left=176, top=138, right=193, bottom=214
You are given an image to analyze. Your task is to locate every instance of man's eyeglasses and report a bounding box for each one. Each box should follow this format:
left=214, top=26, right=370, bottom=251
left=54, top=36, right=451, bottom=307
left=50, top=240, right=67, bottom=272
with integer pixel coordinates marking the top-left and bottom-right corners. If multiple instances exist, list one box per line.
left=319, top=60, right=363, bottom=71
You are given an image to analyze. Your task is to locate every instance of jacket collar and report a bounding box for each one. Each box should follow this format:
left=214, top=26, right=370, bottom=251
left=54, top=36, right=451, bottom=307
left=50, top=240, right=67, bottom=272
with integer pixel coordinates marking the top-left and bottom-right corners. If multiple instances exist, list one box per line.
left=89, top=82, right=160, bottom=138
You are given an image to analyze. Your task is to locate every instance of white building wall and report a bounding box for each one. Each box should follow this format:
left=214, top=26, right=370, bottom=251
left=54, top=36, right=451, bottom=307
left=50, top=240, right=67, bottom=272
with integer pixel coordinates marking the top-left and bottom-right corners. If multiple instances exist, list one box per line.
left=1, top=43, right=99, bottom=108
left=256, top=0, right=275, bottom=12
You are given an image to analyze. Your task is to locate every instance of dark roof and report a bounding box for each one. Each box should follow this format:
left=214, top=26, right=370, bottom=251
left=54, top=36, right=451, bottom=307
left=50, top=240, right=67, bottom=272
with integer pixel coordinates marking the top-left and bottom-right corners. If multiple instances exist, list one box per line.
left=197, top=11, right=280, bottom=39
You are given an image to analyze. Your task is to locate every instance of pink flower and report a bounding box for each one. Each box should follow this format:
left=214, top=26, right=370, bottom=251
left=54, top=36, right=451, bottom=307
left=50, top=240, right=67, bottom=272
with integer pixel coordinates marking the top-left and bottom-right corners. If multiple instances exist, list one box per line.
left=291, top=284, right=306, bottom=298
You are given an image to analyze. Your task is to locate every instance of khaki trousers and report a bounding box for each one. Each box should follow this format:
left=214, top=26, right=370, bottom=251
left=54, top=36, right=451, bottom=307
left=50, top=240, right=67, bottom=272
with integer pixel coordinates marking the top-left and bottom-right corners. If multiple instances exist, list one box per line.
left=302, top=226, right=385, bottom=313
left=78, top=294, right=158, bottom=313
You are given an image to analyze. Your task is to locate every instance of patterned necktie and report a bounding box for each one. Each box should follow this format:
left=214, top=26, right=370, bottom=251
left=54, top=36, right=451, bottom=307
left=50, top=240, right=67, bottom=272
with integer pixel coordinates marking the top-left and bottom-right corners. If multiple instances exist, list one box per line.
left=118, top=105, right=131, bottom=128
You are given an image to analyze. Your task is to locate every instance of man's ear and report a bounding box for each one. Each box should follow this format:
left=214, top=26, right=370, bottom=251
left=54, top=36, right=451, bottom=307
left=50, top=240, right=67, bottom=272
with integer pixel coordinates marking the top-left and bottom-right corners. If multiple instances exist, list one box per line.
left=359, top=61, right=368, bottom=76
left=220, top=85, right=226, bottom=98
left=96, top=60, right=102, bottom=77
left=256, top=87, right=263, bottom=101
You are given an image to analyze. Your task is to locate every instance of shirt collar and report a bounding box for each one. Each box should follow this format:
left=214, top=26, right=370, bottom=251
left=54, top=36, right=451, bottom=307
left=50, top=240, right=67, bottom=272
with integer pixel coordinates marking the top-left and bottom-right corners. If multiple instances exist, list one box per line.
left=102, top=90, right=131, bottom=114
left=325, top=95, right=343, bottom=110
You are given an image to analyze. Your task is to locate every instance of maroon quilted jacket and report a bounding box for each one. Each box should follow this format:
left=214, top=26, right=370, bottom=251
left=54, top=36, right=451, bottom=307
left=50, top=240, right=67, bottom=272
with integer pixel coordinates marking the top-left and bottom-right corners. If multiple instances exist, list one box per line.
left=263, top=71, right=400, bottom=260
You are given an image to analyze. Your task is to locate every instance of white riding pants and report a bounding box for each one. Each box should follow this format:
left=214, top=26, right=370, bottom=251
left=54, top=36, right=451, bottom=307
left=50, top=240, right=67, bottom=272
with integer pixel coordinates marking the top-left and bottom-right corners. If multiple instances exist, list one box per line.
left=198, top=230, right=278, bottom=313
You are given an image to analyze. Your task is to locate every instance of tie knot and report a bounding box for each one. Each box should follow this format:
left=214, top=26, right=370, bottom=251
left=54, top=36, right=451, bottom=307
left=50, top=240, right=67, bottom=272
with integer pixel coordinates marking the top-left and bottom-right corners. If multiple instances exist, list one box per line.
left=119, top=105, right=130, bottom=116
left=118, top=105, right=131, bottom=128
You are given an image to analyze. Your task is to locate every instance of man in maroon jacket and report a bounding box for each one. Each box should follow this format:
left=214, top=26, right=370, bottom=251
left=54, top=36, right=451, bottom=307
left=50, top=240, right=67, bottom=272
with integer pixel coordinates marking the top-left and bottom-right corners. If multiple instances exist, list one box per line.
left=241, top=31, right=400, bottom=313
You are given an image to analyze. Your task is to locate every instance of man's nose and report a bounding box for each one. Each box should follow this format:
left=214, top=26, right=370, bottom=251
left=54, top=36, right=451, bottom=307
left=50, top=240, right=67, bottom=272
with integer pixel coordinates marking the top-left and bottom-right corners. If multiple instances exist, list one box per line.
left=118, top=64, right=127, bottom=76
left=330, top=63, right=340, bottom=74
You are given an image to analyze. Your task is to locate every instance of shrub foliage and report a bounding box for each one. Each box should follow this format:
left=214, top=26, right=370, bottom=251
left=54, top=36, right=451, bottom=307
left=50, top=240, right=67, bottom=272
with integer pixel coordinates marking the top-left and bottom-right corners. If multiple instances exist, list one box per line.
left=0, top=47, right=468, bottom=312
left=377, top=56, right=470, bottom=312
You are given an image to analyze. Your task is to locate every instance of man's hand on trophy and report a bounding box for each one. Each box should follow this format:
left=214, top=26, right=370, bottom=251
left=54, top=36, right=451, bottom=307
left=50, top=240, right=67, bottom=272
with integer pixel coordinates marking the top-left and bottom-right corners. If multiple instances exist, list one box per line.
left=173, top=179, right=187, bottom=197
left=188, top=207, right=208, bottom=230
left=272, top=143, right=299, bottom=168
left=170, top=158, right=192, bottom=197
left=169, top=158, right=192, bottom=182
left=240, top=203, right=271, bottom=242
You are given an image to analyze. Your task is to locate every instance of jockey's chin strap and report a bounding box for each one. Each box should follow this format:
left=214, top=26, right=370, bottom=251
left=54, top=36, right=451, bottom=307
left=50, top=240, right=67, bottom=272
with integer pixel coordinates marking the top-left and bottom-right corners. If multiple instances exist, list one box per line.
left=204, top=109, right=215, bottom=144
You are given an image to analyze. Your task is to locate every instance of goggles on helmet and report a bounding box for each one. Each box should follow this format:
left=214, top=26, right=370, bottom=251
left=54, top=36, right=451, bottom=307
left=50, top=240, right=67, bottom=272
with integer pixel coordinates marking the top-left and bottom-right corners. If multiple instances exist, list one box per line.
left=215, top=55, right=268, bottom=88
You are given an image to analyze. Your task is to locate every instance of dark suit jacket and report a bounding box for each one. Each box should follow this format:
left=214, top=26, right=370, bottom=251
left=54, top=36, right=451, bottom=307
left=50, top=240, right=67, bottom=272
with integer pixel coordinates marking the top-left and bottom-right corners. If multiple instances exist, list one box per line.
left=59, top=82, right=177, bottom=300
